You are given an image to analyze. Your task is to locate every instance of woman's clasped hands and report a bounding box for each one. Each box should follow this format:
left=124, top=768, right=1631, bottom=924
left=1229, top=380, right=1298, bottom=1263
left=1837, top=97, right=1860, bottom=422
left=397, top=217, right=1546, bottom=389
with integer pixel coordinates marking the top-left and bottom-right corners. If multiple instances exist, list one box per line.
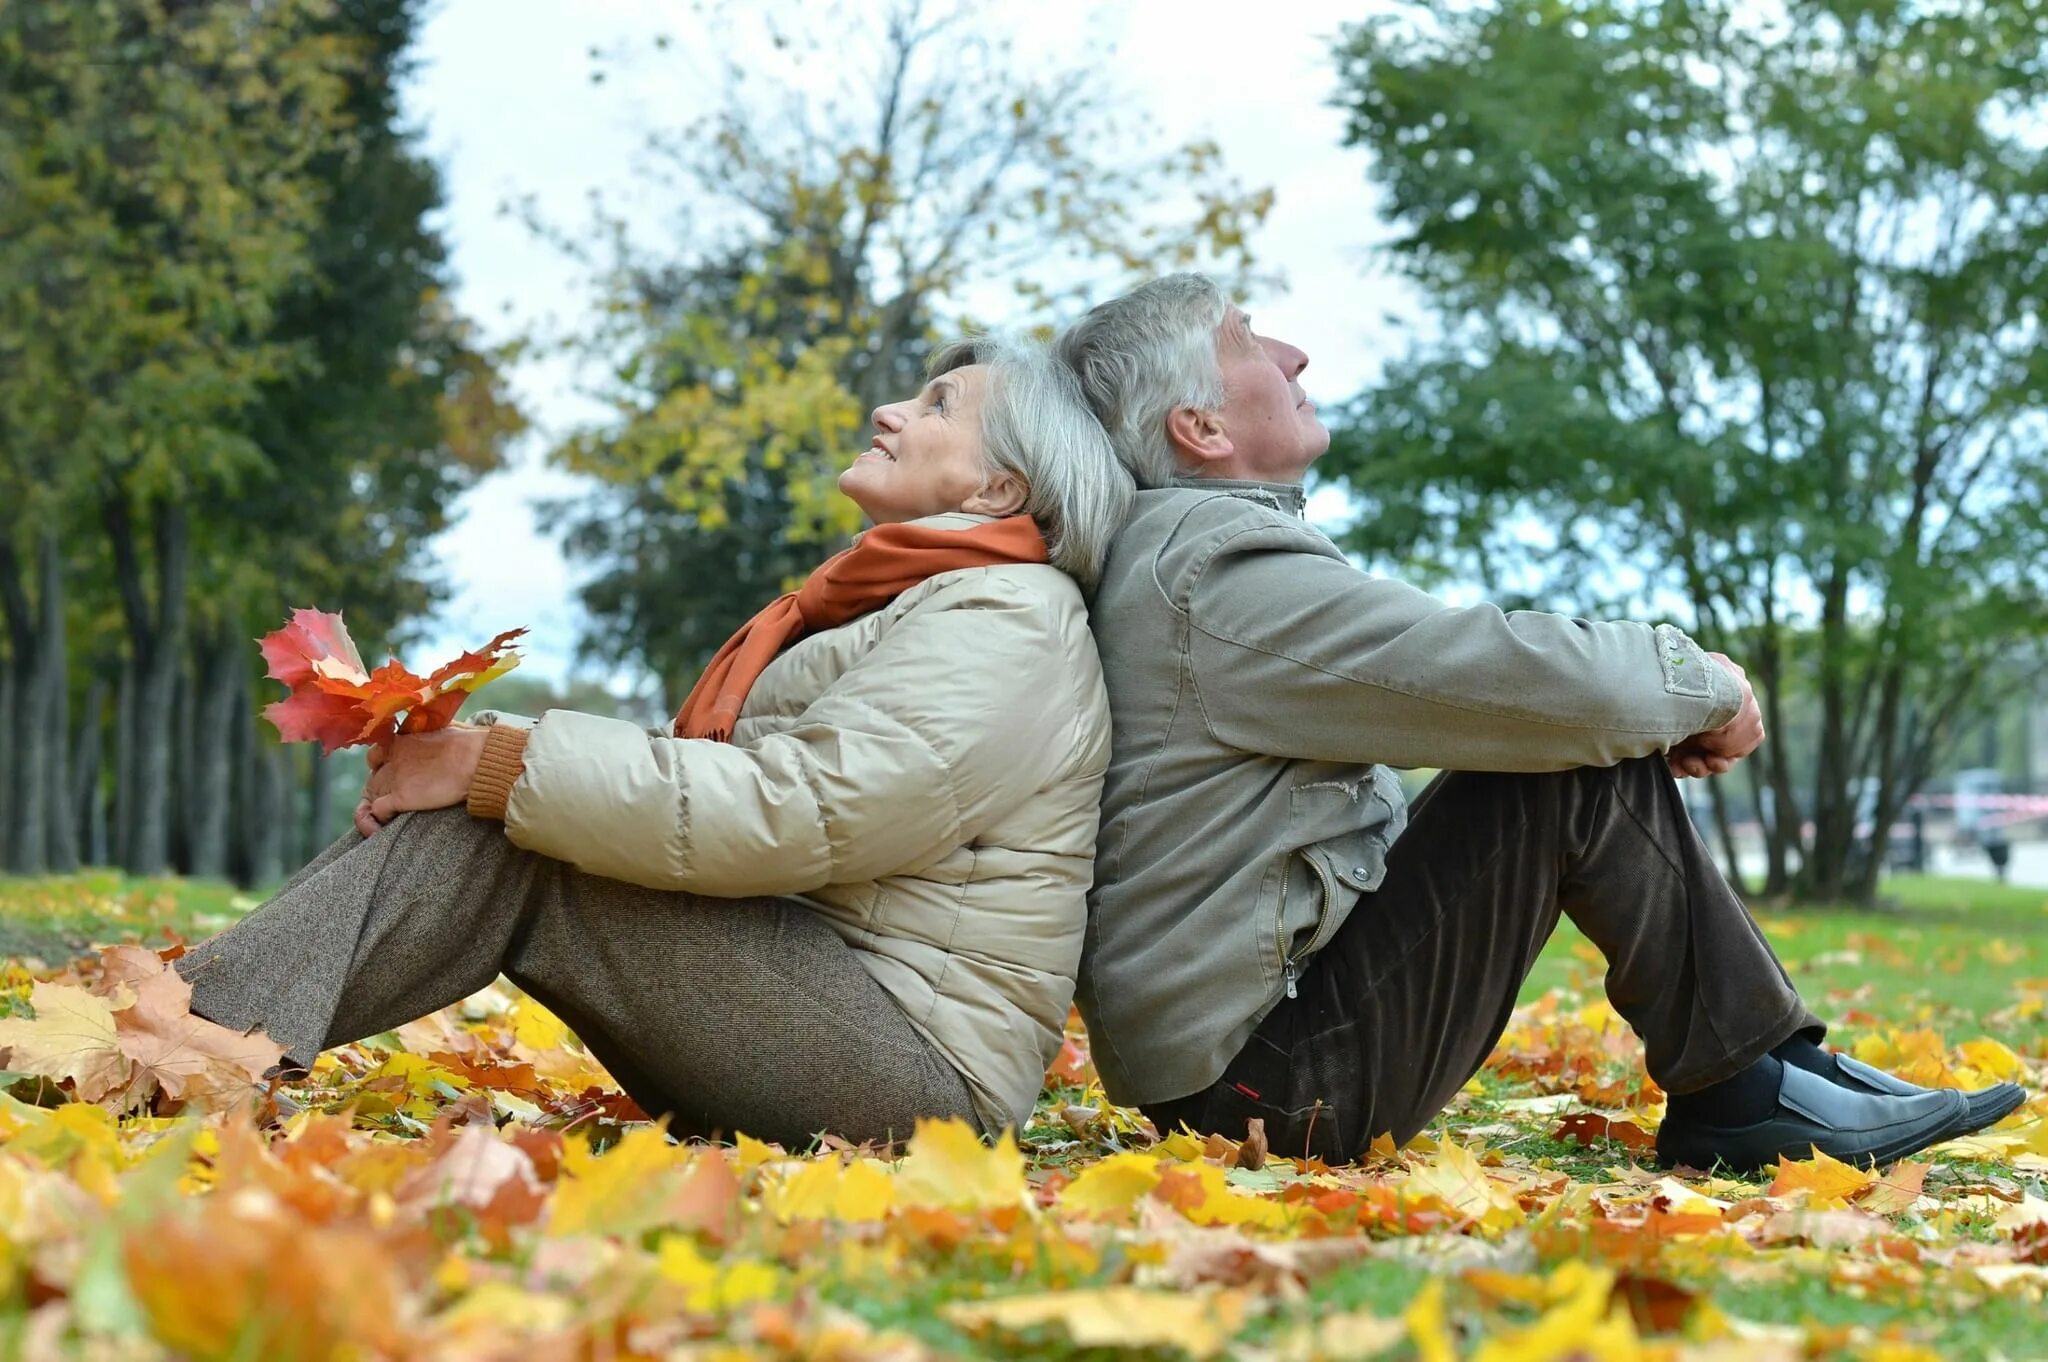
left=356, top=724, right=489, bottom=838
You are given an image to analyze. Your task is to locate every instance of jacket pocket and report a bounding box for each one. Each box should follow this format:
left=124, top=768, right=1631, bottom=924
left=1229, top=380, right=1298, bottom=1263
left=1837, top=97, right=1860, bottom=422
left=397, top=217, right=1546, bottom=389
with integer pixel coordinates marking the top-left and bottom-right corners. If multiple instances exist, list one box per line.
left=1274, top=769, right=1394, bottom=997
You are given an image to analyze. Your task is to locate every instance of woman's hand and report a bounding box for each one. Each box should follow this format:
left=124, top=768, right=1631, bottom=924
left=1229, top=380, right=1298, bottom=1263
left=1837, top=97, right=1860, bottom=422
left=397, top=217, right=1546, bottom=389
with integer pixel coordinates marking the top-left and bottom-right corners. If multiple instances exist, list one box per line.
left=356, top=725, right=489, bottom=837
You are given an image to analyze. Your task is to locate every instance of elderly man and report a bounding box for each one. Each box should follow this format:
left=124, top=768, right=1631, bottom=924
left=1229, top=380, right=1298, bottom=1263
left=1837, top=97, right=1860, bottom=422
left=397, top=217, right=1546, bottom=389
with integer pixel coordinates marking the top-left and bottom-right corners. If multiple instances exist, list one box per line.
left=1055, top=274, right=2023, bottom=1170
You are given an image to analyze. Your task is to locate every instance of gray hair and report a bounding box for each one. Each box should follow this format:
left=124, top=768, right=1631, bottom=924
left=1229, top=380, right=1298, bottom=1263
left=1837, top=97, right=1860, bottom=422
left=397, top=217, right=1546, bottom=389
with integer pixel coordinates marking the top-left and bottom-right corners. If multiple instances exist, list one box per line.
left=928, top=335, right=1133, bottom=589
left=1053, top=273, right=1230, bottom=489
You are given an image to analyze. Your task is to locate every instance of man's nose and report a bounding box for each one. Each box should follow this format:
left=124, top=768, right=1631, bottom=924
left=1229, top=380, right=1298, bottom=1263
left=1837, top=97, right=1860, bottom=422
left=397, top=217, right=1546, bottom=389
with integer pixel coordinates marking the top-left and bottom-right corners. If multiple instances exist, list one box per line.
left=1263, top=336, right=1309, bottom=378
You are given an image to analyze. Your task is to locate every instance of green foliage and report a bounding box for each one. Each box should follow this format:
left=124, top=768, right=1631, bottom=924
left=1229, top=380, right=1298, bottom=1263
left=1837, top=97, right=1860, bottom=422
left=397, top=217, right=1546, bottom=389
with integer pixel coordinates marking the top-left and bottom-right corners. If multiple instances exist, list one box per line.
left=0, top=1, right=522, bottom=884
left=542, top=0, right=1273, bottom=698
left=1326, top=0, right=2048, bottom=903
left=0, top=0, right=354, bottom=513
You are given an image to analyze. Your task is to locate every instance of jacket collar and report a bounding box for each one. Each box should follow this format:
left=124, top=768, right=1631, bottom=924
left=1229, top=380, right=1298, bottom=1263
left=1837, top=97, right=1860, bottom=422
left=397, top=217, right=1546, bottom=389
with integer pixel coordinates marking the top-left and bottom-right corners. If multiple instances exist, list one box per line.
left=1168, top=475, right=1308, bottom=519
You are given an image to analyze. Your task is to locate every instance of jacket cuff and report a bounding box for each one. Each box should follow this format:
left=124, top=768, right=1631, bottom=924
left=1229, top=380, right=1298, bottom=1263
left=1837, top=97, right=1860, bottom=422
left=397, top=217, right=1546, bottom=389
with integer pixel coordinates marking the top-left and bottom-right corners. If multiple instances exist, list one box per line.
left=466, top=724, right=530, bottom=822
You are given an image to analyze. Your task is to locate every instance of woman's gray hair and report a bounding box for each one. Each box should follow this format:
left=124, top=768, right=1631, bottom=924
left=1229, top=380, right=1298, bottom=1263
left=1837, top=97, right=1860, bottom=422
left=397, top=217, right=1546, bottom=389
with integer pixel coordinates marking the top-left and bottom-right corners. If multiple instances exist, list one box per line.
left=1053, top=273, right=1230, bottom=489
left=928, top=335, right=1133, bottom=589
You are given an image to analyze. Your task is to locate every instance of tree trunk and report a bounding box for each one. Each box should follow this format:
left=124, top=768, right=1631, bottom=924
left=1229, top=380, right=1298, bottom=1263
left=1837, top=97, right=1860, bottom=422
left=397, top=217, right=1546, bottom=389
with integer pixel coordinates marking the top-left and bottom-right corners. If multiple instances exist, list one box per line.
left=227, top=660, right=253, bottom=887
left=170, top=655, right=195, bottom=874
left=72, top=676, right=107, bottom=867
left=104, top=494, right=188, bottom=876
left=1705, top=775, right=1750, bottom=899
left=0, top=531, right=50, bottom=876
left=303, top=746, right=336, bottom=862
left=0, top=652, right=14, bottom=871
left=244, top=740, right=289, bottom=889
left=112, top=657, right=136, bottom=868
left=186, top=626, right=236, bottom=880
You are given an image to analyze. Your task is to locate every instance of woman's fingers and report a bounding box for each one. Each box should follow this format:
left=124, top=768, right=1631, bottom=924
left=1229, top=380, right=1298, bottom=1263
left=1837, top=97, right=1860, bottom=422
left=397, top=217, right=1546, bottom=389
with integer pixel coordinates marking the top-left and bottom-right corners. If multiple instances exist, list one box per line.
left=354, top=798, right=381, bottom=839
left=366, top=743, right=388, bottom=772
left=370, top=794, right=403, bottom=825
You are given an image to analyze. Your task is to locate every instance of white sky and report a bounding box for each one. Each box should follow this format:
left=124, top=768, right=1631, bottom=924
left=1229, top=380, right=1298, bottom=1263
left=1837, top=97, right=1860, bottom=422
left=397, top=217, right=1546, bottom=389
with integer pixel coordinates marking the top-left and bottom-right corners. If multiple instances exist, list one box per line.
left=400, top=0, right=1424, bottom=682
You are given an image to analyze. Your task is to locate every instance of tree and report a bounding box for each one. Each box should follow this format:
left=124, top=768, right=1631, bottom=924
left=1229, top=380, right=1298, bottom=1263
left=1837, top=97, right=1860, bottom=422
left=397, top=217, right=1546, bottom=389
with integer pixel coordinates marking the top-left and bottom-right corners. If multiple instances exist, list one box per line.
left=0, top=0, right=520, bottom=882
left=1325, top=0, right=2048, bottom=904
left=538, top=0, right=1272, bottom=700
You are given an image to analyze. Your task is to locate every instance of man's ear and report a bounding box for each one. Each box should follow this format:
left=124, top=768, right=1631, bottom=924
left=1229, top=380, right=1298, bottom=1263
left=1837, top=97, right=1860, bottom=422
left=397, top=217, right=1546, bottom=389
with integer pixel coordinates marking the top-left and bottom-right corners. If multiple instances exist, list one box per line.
left=961, top=470, right=1028, bottom=517
left=1165, top=406, right=1233, bottom=469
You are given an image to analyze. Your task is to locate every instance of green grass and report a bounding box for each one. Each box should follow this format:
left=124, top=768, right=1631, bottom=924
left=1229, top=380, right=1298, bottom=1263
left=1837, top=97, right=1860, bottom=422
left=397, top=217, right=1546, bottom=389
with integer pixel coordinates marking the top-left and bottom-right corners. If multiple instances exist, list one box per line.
left=1519, top=873, right=2048, bottom=1056
left=0, top=870, right=253, bottom=968
left=1884, top=872, right=2048, bottom=916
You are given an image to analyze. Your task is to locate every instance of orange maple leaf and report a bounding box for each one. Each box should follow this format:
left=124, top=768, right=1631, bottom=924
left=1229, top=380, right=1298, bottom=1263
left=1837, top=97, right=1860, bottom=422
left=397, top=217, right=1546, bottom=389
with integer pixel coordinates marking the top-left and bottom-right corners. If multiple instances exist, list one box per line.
left=259, top=607, right=526, bottom=752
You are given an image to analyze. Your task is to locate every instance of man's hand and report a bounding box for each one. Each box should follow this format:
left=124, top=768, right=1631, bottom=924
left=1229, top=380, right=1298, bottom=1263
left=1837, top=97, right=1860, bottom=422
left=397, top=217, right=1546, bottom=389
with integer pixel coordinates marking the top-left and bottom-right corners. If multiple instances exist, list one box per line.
left=356, top=724, right=488, bottom=837
left=1667, top=652, right=1765, bottom=779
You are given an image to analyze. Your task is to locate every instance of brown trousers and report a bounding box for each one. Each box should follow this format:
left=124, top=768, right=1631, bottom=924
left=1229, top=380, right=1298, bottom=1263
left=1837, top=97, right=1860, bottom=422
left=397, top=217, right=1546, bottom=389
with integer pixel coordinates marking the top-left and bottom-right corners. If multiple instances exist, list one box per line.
left=1145, top=756, right=1823, bottom=1161
left=177, top=807, right=980, bottom=1147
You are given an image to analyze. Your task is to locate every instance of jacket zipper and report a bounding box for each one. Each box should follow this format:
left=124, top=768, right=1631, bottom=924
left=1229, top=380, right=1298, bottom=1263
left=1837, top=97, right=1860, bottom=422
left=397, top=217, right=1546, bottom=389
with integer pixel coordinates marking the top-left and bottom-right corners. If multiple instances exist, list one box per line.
left=1281, top=856, right=1341, bottom=999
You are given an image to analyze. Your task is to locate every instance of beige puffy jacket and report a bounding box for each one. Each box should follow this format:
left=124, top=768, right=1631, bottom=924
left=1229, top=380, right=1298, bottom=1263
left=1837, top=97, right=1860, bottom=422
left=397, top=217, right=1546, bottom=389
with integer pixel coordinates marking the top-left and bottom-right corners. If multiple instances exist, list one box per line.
left=483, top=513, right=1111, bottom=1133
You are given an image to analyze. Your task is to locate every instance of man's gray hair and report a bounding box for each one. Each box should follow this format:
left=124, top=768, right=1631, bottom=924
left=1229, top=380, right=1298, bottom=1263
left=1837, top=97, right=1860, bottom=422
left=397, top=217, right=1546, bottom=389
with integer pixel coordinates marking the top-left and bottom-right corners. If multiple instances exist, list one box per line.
left=929, top=335, right=1134, bottom=589
left=1053, top=273, right=1230, bottom=489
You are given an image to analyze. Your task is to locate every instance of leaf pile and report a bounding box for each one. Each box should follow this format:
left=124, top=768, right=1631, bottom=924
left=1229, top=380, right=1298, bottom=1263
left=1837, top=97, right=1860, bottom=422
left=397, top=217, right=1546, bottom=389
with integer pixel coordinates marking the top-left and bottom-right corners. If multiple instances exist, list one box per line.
left=0, top=940, right=2043, bottom=1359
left=261, top=607, right=525, bottom=753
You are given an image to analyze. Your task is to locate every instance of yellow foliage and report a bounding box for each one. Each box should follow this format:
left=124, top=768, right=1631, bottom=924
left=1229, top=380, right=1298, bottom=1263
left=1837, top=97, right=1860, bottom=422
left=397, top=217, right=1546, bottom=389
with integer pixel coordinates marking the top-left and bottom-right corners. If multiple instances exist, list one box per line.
left=1401, top=1141, right=1525, bottom=1233
left=1055, top=1150, right=1164, bottom=1215
left=944, top=1287, right=1249, bottom=1360
left=893, top=1118, right=1025, bottom=1211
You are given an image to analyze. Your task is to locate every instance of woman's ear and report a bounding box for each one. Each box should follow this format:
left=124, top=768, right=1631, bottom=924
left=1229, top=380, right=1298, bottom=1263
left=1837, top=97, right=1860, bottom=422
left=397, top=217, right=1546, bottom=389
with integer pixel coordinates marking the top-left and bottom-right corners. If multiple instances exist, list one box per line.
left=960, top=470, right=1028, bottom=517
left=1165, top=405, right=1233, bottom=468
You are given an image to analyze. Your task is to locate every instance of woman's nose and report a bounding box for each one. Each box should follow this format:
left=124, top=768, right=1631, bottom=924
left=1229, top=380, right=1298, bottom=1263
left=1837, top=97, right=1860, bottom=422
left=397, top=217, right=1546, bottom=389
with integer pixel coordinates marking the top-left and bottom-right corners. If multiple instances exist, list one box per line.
left=871, top=403, right=905, bottom=433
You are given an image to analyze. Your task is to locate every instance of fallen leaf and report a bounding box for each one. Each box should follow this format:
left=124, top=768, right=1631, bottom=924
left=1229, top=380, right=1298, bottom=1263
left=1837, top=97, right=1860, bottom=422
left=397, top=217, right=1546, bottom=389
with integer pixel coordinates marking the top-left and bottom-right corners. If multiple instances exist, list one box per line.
left=1554, top=1110, right=1658, bottom=1154
left=1767, top=1147, right=1877, bottom=1207
left=944, top=1287, right=1248, bottom=1360
left=101, top=949, right=283, bottom=1113
left=0, top=982, right=131, bottom=1103
left=893, top=1118, right=1025, bottom=1212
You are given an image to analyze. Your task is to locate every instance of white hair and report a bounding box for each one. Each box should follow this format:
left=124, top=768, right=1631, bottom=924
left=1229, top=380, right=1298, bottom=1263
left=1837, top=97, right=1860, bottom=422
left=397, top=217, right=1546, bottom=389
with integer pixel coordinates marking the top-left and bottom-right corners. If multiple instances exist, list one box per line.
left=928, top=335, right=1134, bottom=590
left=1053, top=273, right=1230, bottom=489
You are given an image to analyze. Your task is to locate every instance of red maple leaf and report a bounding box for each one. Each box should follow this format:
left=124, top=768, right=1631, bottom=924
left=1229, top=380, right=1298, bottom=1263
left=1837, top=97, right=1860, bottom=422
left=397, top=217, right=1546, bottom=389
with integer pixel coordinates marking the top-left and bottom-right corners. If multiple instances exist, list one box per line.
left=258, top=608, right=526, bottom=753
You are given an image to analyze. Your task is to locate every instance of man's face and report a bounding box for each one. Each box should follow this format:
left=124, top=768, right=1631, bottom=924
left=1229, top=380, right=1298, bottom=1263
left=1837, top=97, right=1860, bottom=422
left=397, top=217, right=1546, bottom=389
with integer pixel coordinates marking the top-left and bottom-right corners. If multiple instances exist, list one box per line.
left=1211, top=309, right=1328, bottom=482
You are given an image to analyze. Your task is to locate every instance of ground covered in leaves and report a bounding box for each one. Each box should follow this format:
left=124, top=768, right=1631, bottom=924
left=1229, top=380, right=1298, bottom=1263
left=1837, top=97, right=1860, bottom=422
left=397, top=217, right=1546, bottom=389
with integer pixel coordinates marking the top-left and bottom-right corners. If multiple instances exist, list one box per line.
left=0, top=872, right=2045, bottom=1361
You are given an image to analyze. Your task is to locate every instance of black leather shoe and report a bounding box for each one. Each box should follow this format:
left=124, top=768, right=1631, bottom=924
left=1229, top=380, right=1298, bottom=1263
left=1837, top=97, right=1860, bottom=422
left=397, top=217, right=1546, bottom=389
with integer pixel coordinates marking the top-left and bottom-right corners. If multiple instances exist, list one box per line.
left=1657, top=1061, right=1972, bottom=1173
left=1830, top=1054, right=2026, bottom=1136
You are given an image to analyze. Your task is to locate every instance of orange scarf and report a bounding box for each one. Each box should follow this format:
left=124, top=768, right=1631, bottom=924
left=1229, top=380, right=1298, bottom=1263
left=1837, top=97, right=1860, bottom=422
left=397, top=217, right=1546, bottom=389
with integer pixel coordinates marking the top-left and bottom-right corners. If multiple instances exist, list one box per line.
left=673, top=516, right=1051, bottom=741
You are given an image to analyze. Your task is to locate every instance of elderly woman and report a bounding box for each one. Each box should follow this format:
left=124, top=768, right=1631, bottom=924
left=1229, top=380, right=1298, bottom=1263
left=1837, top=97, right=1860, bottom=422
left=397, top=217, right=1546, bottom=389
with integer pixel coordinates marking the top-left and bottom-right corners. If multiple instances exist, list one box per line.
left=177, top=337, right=1132, bottom=1145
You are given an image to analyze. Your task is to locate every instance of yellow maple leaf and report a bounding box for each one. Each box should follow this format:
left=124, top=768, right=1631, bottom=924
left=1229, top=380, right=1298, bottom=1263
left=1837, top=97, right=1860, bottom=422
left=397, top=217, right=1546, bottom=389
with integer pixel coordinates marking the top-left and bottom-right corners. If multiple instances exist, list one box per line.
left=1403, top=1279, right=1457, bottom=1362
left=734, top=1131, right=784, bottom=1173
left=1056, top=1151, right=1163, bottom=1216
left=1767, top=1147, right=1876, bottom=1208
left=1402, top=1141, right=1525, bottom=1232
left=1157, top=1159, right=1291, bottom=1229
left=893, top=1118, right=1025, bottom=1211
left=1471, top=1261, right=1642, bottom=1362
left=655, top=1236, right=783, bottom=1313
left=546, top=1126, right=686, bottom=1236
left=943, top=1287, right=1247, bottom=1360
left=0, top=981, right=132, bottom=1104
left=510, top=1000, right=569, bottom=1052
left=1955, top=1037, right=2025, bottom=1085
left=761, top=1156, right=894, bottom=1223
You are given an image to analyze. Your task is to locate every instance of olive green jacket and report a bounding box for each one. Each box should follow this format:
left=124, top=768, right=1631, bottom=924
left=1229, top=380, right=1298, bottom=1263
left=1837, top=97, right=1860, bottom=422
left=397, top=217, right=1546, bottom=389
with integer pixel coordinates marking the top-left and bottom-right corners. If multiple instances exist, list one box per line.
left=1075, top=478, right=1743, bottom=1106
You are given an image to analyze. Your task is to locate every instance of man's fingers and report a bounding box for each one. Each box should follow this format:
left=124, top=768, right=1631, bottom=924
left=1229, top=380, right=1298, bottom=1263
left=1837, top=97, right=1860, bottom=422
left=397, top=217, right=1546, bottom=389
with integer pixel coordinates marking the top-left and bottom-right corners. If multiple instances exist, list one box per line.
left=370, top=794, right=403, bottom=824
left=366, top=744, right=388, bottom=772
left=354, top=799, right=380, bottom=839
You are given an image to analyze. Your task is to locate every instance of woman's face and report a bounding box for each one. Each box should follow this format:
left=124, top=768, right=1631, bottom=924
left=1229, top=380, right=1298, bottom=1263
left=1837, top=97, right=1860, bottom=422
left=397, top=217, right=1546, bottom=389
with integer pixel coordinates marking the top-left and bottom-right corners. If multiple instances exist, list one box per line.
left=838, top=365, right=1020, bottom=524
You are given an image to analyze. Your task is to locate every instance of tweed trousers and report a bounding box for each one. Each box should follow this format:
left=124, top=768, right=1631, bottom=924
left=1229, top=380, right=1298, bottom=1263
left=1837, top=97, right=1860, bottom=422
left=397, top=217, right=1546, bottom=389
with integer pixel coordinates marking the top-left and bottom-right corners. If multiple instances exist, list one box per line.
left=176, top=807, right=980, bottom=1147
left=1144, top=756, right=1825, bottom=1162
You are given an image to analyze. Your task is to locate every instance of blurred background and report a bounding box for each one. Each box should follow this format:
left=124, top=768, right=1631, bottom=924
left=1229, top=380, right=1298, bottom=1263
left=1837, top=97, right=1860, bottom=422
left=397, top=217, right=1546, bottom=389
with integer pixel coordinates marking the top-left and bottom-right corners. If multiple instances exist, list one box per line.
left=2, top=0, right=2043, bottom=908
